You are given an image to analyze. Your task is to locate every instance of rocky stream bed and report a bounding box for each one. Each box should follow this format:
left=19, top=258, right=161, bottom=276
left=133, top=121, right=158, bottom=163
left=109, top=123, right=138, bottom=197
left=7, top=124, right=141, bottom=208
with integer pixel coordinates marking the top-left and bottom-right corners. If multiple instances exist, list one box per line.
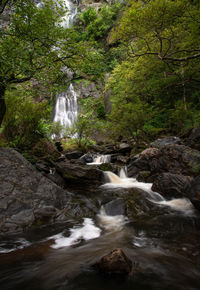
left=0, top=128, right=200, bottom=289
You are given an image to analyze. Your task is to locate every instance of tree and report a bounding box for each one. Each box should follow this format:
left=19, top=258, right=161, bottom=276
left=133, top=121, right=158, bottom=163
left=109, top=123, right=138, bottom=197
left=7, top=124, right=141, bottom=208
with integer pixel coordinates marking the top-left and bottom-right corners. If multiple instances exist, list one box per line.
left=106, top=0, right=200, bottom=134
left=0, top=0, right=82, bottom=126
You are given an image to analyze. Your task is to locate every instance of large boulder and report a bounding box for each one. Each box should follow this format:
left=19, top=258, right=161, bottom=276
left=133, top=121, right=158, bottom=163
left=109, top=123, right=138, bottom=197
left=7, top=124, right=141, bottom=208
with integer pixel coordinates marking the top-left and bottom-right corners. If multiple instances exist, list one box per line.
left=151, top=136, right=181, bottom=148
left=128, top=144, right=200, bottom=179
left=151, top=173, right=193, bottom=198
left=187, top=175, right=200, bottom=211
left=65, top=150, right=83, bottom=160
left=93, top=248, right=132, bottom=274
left=185, top=127, right=200, bottom=150
left=54, top=159, right=104, bottom=187
left=0, top=148, right=71, bottom=234
left=104, top=198, right=126, bottom=216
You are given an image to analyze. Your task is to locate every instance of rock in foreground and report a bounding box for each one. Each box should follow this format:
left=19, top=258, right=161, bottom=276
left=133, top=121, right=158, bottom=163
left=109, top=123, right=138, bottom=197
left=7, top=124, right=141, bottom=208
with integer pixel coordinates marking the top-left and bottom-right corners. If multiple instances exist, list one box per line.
left=0, top=148, right=70, bottom=234
left=93, top=248, right=132, bottom=274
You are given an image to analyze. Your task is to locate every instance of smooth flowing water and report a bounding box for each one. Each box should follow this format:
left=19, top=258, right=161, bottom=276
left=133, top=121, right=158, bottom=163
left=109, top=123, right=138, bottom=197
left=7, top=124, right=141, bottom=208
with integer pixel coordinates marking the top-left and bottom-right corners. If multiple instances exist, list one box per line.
left=1, top=166, right=200, bottom=290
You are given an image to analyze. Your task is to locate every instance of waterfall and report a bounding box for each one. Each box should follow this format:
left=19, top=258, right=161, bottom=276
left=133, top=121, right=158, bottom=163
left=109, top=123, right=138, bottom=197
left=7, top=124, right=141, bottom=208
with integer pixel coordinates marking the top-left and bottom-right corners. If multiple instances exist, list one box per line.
left=87, top=155, right=111, bottom=165
left=52, top=0, right=78, bottom=138
left=61, top=0, right=78, bottom=28
left=53, top=83, right=78, bottom=138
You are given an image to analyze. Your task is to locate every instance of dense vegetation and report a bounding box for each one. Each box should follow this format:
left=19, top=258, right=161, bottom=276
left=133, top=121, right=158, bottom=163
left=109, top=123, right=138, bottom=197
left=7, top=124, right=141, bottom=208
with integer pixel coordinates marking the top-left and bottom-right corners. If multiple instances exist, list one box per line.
left=0, top=0, right=200, bottom=152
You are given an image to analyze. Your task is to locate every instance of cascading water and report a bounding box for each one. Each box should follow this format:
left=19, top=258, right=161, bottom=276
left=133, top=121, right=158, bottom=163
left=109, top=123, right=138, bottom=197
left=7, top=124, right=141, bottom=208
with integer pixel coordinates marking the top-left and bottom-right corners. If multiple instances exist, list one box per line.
left=87, top=154, right=111, bottom=165
left=103, top=167, right=196, bottom=214
left=53, top=83, right=78, bottom=138
left=52, top=0, right=78, bottom=138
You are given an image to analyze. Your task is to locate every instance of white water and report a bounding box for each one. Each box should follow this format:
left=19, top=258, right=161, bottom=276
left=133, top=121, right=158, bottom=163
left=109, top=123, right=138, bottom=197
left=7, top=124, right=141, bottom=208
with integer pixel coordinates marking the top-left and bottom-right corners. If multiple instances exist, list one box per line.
left=87, top=155, right=111, bottom=165
left=103, top=169, right=160, bottom=195
left=102, top=168, right=195, bottom=214
left=153, top=198, right=195, bottom=215
left=53, top=83, right=78, bottom=138
left=51, top=218, right=101, bottom=249
left=97, top=207, right=128, bottom=231
left=51, top=206, right=128, bottom=249
left=52, top=0, right=78, bottom=138
left=61, top=0, right=77, bottom=28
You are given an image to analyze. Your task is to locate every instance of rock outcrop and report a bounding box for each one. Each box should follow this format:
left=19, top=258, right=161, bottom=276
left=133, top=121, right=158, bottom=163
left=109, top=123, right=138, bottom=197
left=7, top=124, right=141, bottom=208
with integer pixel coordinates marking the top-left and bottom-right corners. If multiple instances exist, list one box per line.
left=128, top=144, right=200, bottom=180
left=54, top=159, right=104, bottom=187
left=151, top=173, right=193, bottom=198
left=0, top=148, right=70, bottom=234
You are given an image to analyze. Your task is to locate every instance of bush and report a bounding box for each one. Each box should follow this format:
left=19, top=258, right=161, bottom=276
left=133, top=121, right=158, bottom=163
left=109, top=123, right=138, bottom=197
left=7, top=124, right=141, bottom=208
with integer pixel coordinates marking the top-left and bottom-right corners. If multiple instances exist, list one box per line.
left=3, top=88, right=51, bottom=149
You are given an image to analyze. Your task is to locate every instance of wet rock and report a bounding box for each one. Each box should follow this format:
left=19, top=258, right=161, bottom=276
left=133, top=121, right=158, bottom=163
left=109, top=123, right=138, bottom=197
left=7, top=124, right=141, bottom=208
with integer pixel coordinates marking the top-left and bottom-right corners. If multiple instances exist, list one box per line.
left=128, top=144, right=200, bottom=179
left=98, top=163, right=113, bottom=172
left=54, top=160, right=104, bottom=187
left=152, top=173, right=193, bottom=198
left=116, top=155, right=130, bottom=164
left=80, top=153, right=94, bottom=163
left=94, top=248, right=132, bottom=274
left=187, top=175, right=200, bottom=211
left=65, top=150, right=83, bottom=160
left=35, top=162, right=50, bottom=173
left=151, top=136, right=181, bottom=148
left=0, top=148, right=71, bottom=234
left=185, top=127, right=200, bottom=150
left=104, top=198, right=126, bottom=216
left=118, top=143, right=132, bottom=153
left=137, top=171, right=152, bottom=183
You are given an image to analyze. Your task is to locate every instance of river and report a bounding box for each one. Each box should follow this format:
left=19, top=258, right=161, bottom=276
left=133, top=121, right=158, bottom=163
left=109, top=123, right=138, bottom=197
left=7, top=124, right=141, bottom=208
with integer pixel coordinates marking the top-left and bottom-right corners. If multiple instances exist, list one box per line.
left=0, top=166, right=200, bottom=290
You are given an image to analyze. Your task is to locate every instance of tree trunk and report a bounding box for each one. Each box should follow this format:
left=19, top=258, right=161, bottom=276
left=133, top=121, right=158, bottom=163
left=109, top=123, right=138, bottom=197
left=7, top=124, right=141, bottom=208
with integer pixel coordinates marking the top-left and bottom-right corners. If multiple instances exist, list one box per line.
left=0, top=85, right=6, bottom=127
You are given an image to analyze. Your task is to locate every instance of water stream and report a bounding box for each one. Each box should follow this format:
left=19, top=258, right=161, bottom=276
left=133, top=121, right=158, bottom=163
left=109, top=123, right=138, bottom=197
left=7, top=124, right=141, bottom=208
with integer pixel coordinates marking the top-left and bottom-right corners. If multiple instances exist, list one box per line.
left=87, top=154, right=111, bottom=165
left=1, top=160, right=200, bottom=289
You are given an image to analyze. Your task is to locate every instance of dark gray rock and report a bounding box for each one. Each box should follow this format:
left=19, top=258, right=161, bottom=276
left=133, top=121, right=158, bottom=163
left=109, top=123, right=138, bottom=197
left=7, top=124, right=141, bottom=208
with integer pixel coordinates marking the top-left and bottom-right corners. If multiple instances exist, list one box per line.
left=65, top=150, right=83, bottom=160
left=80, top=153, right=94, bottom=163
left=0, top=148, right=70, bottom=234
left=128, top=144, right=200, bottom=179
left=104, top=198, right=126, bottom=216
left=185, top=127, right=200, bottom=150
left=187, top=175, right=200, bottom=211
left=151, top=173, right=193, bottom=198
left=54, top=159, right=104, bottom=187
left=151, top=136, right=181, bottom=148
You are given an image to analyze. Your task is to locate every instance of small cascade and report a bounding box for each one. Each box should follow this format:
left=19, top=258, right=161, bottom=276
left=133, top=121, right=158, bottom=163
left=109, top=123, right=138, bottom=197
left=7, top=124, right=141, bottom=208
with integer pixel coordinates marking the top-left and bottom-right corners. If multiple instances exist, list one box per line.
left=103, top=168, right=164, bottom=201
left=119, top=166, right=128, bottom=178
left=103, top=168, right=195, bottom=214
left=87, top=154, right=111, bottom=165
left=153, top=198, right=195, bottom=215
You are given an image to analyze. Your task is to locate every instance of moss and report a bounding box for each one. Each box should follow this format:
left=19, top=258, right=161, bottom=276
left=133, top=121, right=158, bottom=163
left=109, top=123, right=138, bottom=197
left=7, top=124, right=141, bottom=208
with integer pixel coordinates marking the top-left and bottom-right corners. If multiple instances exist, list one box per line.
left=98, top=163, right=113, bottom=171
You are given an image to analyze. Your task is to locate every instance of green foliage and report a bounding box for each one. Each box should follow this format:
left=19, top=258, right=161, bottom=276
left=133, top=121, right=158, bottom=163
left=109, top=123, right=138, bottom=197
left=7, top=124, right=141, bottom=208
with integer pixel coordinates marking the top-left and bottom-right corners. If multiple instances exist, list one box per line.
left=78, top=3, right=121, bottom=41
left=3, top=87, right=51, bottom=149
left=66, top=113, right=97, bottom=149
left=106, top=0, right=200, bottom=137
